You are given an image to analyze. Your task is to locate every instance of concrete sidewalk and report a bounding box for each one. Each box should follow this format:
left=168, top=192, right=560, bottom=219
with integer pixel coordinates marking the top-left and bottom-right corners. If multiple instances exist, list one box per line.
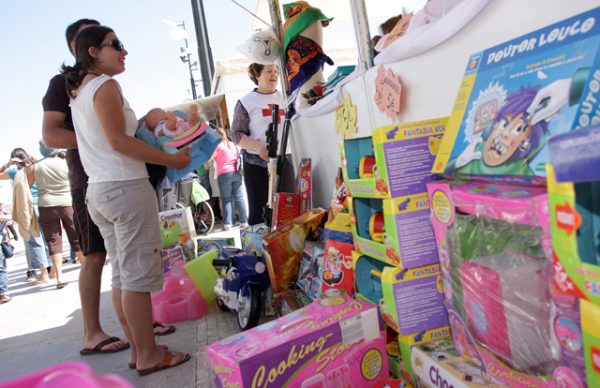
left=0, top=231, right=242, bottom=387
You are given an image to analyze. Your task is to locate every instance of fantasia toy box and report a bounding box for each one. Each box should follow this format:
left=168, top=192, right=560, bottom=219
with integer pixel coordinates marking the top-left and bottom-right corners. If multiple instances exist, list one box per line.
left=380, top=264, right=449, bottom=337
left=207, top=296, right=388, bottom=387
left=433, top=7, right=600, bottom=185
left=427, top=181, right=590, bottom=386
left=349, top=194, right=439, bottom=268
left=341, top=118, right=446, bottom=199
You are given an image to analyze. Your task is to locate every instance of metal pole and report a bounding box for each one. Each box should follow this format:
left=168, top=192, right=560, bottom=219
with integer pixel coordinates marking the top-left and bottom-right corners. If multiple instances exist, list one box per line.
left=191, top=0, right=215, bottom=97
left=268, top=0, right=290, bottom=98
left=349, top=0, right=373, bottom=72
left=181, top=22, right=198, bottom=100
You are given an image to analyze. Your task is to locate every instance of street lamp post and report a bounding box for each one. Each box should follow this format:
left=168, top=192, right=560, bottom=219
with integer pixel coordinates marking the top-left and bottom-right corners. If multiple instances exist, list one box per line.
left=164, top=19, right=198, bottom=100
left=178, top=22, right=198, bottom=100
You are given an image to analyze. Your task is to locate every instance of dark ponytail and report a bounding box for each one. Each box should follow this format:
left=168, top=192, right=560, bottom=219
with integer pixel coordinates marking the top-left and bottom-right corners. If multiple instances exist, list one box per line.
left=60, top=25, right=114, bottom=98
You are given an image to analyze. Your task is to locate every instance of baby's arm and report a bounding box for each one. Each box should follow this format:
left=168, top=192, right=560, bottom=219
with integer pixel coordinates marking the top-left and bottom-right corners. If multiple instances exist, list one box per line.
left=188, top=104, right=198, bottom=126
left=165, top=111, right=179, bottom=131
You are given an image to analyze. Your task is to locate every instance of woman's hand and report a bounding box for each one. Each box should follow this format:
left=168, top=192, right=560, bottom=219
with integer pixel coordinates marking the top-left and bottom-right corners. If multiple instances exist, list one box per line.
left=170, top=146, right=192, bottom=169
left=258, top=141, right=269, bottom=161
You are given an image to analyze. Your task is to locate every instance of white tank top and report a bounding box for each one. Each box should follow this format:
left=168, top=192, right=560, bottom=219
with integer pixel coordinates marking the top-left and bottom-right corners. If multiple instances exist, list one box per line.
left=70, top=75, right=147, bottom=183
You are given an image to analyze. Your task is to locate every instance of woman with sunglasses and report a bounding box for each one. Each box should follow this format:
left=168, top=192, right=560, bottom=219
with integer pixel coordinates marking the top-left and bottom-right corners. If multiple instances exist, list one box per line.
left=62, top=25, right=191, bottom=376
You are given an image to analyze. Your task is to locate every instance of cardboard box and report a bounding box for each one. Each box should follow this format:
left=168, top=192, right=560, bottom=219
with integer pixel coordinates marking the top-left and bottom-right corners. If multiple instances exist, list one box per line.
left=349, top=195, right=438, bottom=268
left=160, top=246, right=185, bottom=273
left=427, top=180, right=583, bottom=387
left=581, top=298, right=600, bottom=387
left=272, top=193, right=302, bottom=230
left=159, top=207, right=196, bottom=250
left=296, top=241, right=324, bottom=301
left=240, top=223, right=269, bottom=257
left=341, top=118, right=446, bottom=199
left=297, top=158, right=313, bottom=213
left=433, top=7, right=600, bottom=184
left=207, top=296, right=388, bottom=387
left=411, top=340, right=489, bottom=388
left=262, top=209, right=327, bottom=295
left=380, top=264, right=449, bottom=336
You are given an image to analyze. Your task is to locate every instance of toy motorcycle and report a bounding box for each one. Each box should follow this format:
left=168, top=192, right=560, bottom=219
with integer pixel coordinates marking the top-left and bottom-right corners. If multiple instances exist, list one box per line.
left=213, top=251, right=270, bottom=330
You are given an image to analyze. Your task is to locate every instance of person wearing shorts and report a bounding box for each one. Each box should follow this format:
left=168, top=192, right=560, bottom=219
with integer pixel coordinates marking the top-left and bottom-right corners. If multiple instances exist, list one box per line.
left=33, top=142, right=83, bottom=288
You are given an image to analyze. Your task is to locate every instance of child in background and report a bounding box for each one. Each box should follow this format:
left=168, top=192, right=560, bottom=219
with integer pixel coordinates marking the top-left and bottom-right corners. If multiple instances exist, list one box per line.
left=209, top=128, right=249, bottom=231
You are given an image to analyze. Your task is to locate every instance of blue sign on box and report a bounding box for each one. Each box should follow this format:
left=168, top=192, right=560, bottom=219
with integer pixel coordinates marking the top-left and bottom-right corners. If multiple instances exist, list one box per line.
left=549, top=126, right=600, bottom=182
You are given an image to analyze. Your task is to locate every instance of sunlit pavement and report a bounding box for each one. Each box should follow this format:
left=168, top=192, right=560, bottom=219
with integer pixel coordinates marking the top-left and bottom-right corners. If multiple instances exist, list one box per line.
left=0, top=225, right=244, bottom=387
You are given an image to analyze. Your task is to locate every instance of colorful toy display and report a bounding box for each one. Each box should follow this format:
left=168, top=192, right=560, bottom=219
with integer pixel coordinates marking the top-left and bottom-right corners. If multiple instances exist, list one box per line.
left=206, top=296, right=388, bottom=387
left=427, top=180, right=589, bottom=386
left=322, top=211, right=354, bottom=296
left=341, top=118, right=446, bottom=199
left=433, top=7, right=600, bottom=184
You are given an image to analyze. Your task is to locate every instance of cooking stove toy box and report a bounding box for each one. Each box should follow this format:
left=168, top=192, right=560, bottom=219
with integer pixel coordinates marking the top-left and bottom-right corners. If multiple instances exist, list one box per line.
left=433, top=7, right=600, bottom=185
left=341, top=118, right=446, bottom=199
left=207, top=296, right=388, bottom=387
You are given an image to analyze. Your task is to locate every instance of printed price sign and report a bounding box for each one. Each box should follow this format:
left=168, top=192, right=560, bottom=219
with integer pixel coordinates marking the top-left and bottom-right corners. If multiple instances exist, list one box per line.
left=336, top=93, right=358, bottom=138
left=374, top=65, right=403, bottom=121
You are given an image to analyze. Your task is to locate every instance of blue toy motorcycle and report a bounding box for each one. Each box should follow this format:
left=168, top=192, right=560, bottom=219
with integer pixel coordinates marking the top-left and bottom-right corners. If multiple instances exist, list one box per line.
left=213, top=250, right=270, bottom=330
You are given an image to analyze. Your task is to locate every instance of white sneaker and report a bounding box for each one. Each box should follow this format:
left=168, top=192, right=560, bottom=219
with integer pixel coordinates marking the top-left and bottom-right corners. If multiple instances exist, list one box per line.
left=224, top=225, right=233, bottom=231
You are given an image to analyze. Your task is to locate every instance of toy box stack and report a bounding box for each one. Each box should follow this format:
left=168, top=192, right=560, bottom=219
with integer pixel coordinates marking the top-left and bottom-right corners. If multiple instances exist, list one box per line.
left=207, top=296, right=388, bottom=387
left=424, top=7, right=600, bottom=387
left=340, top=117, right=450, bottom=382
left=547, top=126, right=600, bottom=387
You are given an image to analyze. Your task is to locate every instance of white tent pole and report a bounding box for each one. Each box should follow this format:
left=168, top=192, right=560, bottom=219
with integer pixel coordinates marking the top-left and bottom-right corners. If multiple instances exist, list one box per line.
left=349, top=0, right=373, bottom=72
left=268, top=0, right=291, bottom=98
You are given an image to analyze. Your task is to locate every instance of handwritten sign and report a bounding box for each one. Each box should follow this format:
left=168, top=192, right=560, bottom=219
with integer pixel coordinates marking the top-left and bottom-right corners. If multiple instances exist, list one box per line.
left=335, top=93, right=358, bottom=138
left=374, top=65, right=403, bottom=121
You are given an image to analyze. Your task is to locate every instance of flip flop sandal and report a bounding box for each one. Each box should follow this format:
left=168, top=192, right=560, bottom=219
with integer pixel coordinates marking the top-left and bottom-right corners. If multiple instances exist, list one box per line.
left=137, top=351, right=191, bottom=376
left=128, top=345, right=169, bottom=369
left=80, top=336, right=130, bottom=356
left=56, top=281, right=68, bottom=289
left=153, top=321, right=176, bottom=336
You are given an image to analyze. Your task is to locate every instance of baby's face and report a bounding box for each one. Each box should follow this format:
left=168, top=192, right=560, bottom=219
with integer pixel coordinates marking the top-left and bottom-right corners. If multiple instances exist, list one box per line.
left=145, top=109, right=167, bottom=130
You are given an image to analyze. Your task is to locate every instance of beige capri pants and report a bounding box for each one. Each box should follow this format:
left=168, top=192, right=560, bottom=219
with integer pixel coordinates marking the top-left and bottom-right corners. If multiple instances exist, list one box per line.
left=86, top=178, right=163, bottom=292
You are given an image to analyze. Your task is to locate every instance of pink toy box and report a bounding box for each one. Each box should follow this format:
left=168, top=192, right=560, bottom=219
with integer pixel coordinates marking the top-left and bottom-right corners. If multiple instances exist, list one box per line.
left=428, top=180, right=588, bottom=387
left=0, top=361, right=132, bottom=388
left=151, top=260, right=208, bottom=323
left=207, top=296, right=388, bottom=387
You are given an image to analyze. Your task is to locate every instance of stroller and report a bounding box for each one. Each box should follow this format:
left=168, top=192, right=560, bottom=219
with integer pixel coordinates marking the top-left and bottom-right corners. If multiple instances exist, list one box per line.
left=157, top=172, right=215, bottom=235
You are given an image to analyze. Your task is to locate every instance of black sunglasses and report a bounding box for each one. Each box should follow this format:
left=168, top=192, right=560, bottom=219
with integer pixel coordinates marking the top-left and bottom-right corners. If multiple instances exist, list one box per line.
left=98, top=39, right=125, bottom=52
